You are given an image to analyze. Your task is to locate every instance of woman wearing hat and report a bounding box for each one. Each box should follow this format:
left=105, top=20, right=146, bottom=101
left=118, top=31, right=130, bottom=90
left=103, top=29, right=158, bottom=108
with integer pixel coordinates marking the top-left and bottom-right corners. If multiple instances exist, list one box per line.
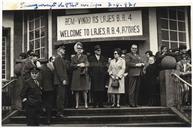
left=71, top=42, right=90, bottom=109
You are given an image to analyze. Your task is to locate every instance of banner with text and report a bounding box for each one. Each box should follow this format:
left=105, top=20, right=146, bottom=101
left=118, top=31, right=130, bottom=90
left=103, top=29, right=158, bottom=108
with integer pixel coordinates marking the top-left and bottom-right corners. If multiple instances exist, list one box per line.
left=57, top=11, right=143, bottom=40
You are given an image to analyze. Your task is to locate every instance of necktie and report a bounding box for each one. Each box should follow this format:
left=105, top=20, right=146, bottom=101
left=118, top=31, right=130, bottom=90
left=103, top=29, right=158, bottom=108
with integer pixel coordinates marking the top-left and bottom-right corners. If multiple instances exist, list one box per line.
left=34, top=80, right=39, bottom=87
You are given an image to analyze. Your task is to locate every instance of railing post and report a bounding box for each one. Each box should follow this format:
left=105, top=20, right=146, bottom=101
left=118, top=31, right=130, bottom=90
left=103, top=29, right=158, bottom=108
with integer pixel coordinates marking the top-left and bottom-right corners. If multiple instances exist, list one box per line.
left=160, top=69, right=177, bottom=107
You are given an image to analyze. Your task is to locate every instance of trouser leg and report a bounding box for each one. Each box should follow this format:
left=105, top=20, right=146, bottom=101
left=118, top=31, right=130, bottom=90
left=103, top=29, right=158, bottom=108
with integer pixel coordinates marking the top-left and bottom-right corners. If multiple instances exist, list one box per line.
left=56, top=85, right=66, bottom=115
left=128, top=77, right=137, bottom=106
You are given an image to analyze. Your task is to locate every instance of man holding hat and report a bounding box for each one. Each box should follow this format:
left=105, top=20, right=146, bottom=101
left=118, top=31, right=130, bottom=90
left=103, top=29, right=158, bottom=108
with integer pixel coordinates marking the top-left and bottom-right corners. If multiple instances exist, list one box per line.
left=53, top=43, right=69, bottom=118
left=88, top=45, right=108, bottom=108
left=20, top=67, right=42, bottom=126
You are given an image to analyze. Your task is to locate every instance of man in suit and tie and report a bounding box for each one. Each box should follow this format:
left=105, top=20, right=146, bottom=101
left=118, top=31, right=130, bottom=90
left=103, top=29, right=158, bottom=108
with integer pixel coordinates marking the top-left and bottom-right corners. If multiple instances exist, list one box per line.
left=53, top=43, right=69, bottom=118
left=88, top=45, right=108, bottom=108
left=20, top=67, right=42, bottom=126
left=125, top=44, right=144, bottom=107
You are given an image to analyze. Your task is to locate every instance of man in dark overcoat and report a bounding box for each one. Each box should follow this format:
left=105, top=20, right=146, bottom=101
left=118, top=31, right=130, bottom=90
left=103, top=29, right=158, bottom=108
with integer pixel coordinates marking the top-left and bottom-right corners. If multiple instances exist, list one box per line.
left=53, top=43, right=69, bottom=118
left=88, top=45, right=108, bottom=107
left=40, top=58, right=55, bottom=124
left=125, top=44, right=144, bottom=107
left=20, top=67, right=42, bottom=126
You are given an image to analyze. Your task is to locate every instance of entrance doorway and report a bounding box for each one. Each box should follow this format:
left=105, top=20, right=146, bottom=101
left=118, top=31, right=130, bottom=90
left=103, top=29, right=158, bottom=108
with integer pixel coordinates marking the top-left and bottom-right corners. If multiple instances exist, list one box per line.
left=82, top=40, right=143, bottom=58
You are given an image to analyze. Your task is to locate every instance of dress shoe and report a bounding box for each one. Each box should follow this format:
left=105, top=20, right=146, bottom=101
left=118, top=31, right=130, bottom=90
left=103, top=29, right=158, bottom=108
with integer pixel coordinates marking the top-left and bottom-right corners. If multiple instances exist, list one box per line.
left=46, top=120, right=51, bottom=125
left=57, top=114, right=65, bottom=118
left=111, top=104, right=116, bottom=108
left=98, top=105, right=104, bottom=108
left=129, top=104, right=135, bottom=107
left=85, top=105, right=88, bottom=109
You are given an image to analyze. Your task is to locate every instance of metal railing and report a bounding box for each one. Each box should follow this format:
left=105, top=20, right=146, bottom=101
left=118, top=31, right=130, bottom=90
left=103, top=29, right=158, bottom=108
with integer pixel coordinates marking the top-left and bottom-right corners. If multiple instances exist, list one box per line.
left=2, top=79, right=18, bottom=119
left=171, top=72, right=191, bottom=119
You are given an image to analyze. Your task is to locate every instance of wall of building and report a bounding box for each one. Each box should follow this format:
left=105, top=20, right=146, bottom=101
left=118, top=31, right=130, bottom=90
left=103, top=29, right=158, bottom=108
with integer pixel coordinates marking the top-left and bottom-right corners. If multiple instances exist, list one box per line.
left=3, top=11, right=14, bottom=77
left=14, top=11, right=23, bottom=62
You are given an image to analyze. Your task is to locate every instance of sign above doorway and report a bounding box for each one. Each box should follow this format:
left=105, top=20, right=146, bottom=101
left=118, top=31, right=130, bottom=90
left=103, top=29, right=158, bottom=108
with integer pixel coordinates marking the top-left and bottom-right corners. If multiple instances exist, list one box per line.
left=57, top=10, right=143, bottom=41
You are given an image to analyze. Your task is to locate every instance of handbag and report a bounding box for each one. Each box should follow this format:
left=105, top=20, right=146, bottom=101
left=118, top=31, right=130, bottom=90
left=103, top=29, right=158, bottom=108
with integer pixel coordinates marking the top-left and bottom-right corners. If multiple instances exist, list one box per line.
left=111, top=79, right=120, bottom=88
left=80, top=67, right=87, bottom=75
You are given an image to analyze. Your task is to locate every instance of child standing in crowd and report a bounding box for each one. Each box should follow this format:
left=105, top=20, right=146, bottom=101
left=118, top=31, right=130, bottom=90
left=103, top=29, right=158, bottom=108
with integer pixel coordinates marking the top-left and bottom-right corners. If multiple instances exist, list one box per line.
left=20, top=67, right=42, bottom=126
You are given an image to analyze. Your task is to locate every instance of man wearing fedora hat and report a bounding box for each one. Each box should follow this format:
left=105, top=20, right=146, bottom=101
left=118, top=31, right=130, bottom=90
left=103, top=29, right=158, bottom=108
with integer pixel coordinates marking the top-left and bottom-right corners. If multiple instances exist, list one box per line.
left=22, top=52, right=41, bottom=80
left=53, top=43, right=69, bottom=118
left=20, top=67, right=42, bottom=126
left=88, top=45, right=108, bottom=108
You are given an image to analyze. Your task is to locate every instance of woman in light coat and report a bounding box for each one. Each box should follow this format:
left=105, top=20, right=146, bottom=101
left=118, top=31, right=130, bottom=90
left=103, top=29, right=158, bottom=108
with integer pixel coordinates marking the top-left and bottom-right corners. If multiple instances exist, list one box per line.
left=108, top=48, right=126, bottom=108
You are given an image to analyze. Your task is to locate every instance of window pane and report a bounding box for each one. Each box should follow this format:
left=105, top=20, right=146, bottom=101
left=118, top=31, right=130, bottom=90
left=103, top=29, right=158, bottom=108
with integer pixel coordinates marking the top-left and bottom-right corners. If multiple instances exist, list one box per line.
left=29, top=21, right=34, bottom=30
left=35, top=50, right=40, bottom=57
left=41, top=48, right=45, bottom=58
left=35, top=39, right=40, bottom=49
left=161, top=19, right=168, bottom=29
left=160, top=8, right=168, bottom=18
left=178, top=10, right=185, bottom=21
left=41, top=38, right=46, bottom=47
left=2, top=75, right=5, bottom=79
left=35, top=18, right=40, bottom=29
left=161, top=30, right=169, bottom=40
left=29, top=14, right=34, bottom=21
left=170, top=20, right=177, bottom=30
left=35, top=12, right=40, bottom=18
left=41, top=16, right=46, bottom=26
left=169, top=9, right=176, bottom=20
left=171, top=42, right=178, bottom=49
left=35, top=29, right=40, bottom=38
left=29, top=41, right=34, bottom=50
left=179, top=32, right=186, bottom=42
left=41, top=28, right=46, bottom=37
left=2, top=51, right=5, bottom=55
left=162, top=41, right=169, bottom=48
left=29, top=31, right=34, bottom=40
left=179, top=43, right=186, bottom=48
left=178, top=21, right=185, bottom=31
left=170, top=31, right=177, bottom=41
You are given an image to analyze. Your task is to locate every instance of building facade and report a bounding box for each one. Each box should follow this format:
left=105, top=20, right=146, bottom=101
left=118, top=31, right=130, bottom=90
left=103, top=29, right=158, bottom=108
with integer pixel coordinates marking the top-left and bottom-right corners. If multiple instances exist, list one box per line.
left=2, top=7, right=191, bottom=81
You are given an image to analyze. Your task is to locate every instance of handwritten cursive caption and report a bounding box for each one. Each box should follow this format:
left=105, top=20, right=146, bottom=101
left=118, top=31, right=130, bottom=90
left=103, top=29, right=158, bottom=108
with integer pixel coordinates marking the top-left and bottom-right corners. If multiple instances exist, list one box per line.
left=20, top=2, right=136, bottom=9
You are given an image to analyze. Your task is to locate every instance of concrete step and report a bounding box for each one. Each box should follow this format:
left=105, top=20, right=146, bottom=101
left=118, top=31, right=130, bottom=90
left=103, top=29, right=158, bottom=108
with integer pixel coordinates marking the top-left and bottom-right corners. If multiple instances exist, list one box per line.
left=3, top=122, right=189, bottom=127
left=17, top=106, right=173, bottom=116
left=10, top=113, right=181, bottom=124
left=4, top=106, right=189, bottom=127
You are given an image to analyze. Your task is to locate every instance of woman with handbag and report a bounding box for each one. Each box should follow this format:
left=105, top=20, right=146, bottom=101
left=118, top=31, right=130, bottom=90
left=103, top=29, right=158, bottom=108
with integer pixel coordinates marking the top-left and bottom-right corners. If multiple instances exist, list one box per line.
left=71, top=42, right=90, bottom=109
left=108, top=48, right=126, bottom=108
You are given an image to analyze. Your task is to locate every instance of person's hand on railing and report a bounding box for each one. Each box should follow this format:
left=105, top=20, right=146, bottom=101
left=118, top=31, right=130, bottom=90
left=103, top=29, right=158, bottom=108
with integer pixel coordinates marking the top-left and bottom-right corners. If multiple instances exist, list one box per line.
left=180, top=71, right=192, bottom=76
left=171, top=73, right=192, bottom=88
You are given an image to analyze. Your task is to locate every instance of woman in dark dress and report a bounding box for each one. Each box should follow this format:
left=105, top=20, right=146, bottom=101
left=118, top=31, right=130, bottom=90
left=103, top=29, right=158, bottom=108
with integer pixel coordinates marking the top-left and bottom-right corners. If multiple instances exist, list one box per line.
left=71, top=42, right=90, bottom=109
left=143, top=56, right=159, bottom=106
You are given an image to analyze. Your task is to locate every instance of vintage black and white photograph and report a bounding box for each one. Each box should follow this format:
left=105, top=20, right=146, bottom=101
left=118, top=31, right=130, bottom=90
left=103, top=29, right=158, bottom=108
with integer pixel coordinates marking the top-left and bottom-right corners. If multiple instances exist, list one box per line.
left=2, top=1, right=192, bottom=126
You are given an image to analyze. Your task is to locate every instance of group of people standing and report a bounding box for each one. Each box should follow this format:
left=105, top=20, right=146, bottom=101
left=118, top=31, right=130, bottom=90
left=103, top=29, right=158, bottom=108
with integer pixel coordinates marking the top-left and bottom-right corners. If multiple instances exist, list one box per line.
left=13, top=41, right=191, bottom=126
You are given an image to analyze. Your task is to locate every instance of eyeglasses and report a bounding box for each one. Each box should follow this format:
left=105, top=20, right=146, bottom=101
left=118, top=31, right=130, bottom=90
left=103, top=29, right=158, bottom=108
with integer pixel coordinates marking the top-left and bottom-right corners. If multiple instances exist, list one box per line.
left=31, top=72, right=39, bottom=74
